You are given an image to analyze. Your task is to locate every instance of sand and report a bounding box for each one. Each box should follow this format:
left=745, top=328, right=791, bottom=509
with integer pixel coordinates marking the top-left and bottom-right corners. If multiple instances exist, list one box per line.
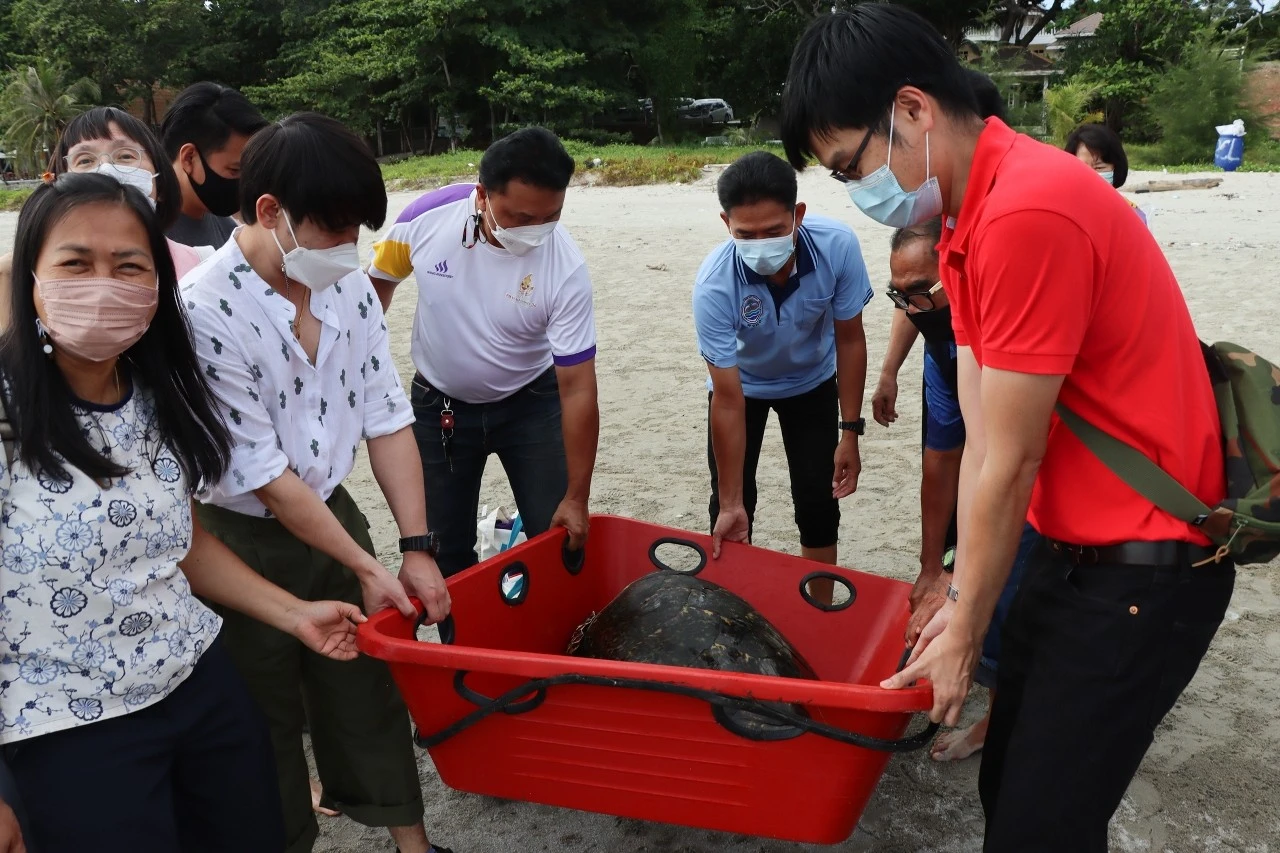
left=6, top=165, right=1275, bottom=852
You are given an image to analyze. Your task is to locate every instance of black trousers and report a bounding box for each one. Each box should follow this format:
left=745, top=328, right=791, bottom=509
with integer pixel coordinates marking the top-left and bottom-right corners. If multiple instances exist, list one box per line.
left=707, top=375, right=840, bottom=549
left=979, top=541, right=1235, bottom=851
left=4, top=639, right=285, bottom=853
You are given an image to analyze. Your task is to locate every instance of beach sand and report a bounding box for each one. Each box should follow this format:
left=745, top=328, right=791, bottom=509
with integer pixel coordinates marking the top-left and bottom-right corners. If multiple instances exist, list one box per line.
left=6, top=163, right=1268, bottom=852
left=314, top=168, right=1280, bottom=853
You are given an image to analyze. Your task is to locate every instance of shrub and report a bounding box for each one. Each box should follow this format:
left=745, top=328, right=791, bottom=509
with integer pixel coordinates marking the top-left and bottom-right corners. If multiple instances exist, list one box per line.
left=1150, top=32, right=1249, bottom=165
left=1044, top=81, right=1104, bottom=146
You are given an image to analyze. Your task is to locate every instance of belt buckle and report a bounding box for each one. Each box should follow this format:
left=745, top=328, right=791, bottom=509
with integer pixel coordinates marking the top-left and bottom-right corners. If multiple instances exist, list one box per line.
left=1055, top=541, right=1099, bottom=565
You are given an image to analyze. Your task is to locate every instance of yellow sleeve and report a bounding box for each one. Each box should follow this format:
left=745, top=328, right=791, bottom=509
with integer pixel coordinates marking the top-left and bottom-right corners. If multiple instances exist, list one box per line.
left=369, top=233, right=413, bottom=282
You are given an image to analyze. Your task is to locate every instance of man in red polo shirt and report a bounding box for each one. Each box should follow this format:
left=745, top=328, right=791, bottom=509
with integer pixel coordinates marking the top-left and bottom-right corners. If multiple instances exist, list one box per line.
left=780, top=6, right=1234, bottom=851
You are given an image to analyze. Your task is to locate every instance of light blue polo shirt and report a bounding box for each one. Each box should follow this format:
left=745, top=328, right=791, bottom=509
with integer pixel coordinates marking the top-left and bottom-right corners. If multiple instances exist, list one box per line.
left=692, top=214, right=873, bottom=400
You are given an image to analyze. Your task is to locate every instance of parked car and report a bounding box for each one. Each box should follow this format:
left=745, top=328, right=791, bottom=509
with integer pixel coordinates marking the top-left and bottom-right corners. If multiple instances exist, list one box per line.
left=677, top=98, right=734, bottom=125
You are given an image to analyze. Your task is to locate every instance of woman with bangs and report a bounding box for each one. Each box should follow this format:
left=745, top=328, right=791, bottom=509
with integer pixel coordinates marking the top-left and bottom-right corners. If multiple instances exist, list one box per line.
left=181, top=112, right=452, bottom=853
left=0, top=107, right=211, bottom=330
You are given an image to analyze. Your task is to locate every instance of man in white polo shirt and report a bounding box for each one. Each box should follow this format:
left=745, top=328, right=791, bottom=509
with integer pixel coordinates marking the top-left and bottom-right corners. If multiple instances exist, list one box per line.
left=369, top=127, right=599, bottom=575
left=694, top=151, right=872, bottom=564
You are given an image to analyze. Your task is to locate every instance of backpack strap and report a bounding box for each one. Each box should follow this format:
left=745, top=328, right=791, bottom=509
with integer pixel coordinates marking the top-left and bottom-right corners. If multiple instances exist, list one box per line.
left=1054, top=403, right=1213, bottom=526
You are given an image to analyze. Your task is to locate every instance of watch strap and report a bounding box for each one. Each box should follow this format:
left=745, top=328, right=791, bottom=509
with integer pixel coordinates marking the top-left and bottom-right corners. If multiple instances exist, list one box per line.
left=399, top=532, right=439, bottom=556
left=839, top=418, right=866, bottom=435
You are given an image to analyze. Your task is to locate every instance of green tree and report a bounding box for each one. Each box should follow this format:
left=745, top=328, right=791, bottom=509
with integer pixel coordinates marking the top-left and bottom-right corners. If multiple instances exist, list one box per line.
left=12, top=0, right=208, bottom=123
left=0, top=59, right=99, bottom=175
left=1065, top=0, right=1208, bottom=134
left=1149, top=30, right=1247, bottom=162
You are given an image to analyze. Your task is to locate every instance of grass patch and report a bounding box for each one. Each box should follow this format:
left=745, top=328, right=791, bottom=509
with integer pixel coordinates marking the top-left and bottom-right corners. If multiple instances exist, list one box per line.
left=0, top=188, right=32, bottom=211
left=379, top=142, right=781, bottom=190
left=1128, top=139, right=1280, bottom=173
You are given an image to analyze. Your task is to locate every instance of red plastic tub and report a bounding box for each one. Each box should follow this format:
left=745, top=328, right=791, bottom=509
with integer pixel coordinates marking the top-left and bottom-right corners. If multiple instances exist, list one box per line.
left=358, top=515, right=934, bottom=845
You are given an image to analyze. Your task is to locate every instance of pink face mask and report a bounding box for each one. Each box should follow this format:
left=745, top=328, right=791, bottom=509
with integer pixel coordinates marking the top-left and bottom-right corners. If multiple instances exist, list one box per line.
left=36, top=276, right=159, bottom=362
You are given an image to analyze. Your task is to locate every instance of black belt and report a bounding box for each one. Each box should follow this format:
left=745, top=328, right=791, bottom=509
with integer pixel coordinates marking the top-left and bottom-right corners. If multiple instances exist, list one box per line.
left=1047, top=538, right=1217, bottom=567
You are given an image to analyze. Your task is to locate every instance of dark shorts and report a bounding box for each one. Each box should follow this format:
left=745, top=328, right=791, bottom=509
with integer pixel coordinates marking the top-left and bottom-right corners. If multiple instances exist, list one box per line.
left=196, top=486, right=423, bottom=853
left=4, top=640, right=285, bottom=853
left=707, top=375, right=840, bottom=549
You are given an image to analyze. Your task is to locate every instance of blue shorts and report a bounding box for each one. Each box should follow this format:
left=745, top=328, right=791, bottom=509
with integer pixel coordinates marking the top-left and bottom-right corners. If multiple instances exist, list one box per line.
left=923, top=343, right=964, bottom=453
left=976, top=523, right=1043, bottom=688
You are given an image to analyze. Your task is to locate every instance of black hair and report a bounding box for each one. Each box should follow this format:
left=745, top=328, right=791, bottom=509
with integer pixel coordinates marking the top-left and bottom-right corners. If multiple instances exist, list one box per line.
left=238, top=112, right=387, bottom=232
left=51, top=107, right=183, bottom=231
left=0, top=173, right=231, bottom=487
left=966, top=69, right=1007, bottom=123
left=1064, top=123, right=1129, bottom=189
left=717, top=151, right=797, bottom=213
left=479, top=127, right=575, bottom=193
left=781, top=4, right=979, bottom=169
left=160, top=81, right=268, bottom=161
left=890, top=216, right=943, bottom=257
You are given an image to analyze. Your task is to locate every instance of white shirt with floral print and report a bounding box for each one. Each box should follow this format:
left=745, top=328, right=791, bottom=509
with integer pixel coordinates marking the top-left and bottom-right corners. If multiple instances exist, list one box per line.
left=0, top=387, right=221, bottom=744
left=181, top=233, right=414, bottom=517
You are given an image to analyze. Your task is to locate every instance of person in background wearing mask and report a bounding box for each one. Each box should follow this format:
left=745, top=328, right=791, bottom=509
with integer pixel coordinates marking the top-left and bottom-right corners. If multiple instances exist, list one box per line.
left=160, top=82, right=268, bottom=251
left=0, top=172, right=367, bottom=852
left=692, top=151, right=871, bottom=566
left=782, top=6, right=1230, bottom=849
left=876, top=218, right=1043, bottom=762
left=368, top=127, right=599, bottom=577
left=1066, top=122, right=1147, bottom=225
left=0, top=107, right=201, bottom=330
left=181, top=113, right=452, bottom=853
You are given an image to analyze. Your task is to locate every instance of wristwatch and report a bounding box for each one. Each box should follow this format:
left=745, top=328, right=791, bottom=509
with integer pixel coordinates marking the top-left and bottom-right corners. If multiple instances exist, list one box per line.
left=839, top=418, right=866, bottom=435
left=399, top=532, right=440, bottom=558
left=942, top=547, right=956, bottom=574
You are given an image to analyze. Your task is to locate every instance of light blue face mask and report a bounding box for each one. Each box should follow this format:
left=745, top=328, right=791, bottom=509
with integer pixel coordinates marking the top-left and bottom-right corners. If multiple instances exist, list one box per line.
left=1099, top=170, right=1115, bottom=185
left=845, top=104, right=944, bottom=228
left=734, top=218, right=796, bottom=276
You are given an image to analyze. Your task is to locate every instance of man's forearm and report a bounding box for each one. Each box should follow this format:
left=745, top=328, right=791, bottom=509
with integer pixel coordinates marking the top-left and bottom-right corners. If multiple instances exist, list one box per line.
left=880, top=309, right=919, bottom=377
left=920, top=446, right=962, bottom=574
left=255, top=470, right=383, bottom=578
left=836, top=326, right=868, bottom=421
left=367, top=425, right=429, bottom=538
left=370, top=275, right=397, bottom=313
left=709, top=393, right=747, bottom=505
left=951, top=456, right=1038, bottom=643
left=560, top=387, right=599, bottom=503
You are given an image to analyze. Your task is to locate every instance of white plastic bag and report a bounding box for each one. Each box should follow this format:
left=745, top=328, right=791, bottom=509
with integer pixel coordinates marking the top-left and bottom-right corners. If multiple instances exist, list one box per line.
left=475, top=504, right=527, bottom=561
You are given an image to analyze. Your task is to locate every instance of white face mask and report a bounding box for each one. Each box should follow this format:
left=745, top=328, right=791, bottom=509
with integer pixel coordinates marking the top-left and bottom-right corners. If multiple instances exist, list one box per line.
left=485, top=205, right=557, bottom=257
left=94, top=163, right=157, bottom=209
left=734, top=217, right=797, bottom=276
left=272, top=211, right=361, bottom=292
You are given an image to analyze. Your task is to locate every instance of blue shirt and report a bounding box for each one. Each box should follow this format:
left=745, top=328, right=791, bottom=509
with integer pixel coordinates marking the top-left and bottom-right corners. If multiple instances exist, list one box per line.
left=692, top=214, right=872, bottom=400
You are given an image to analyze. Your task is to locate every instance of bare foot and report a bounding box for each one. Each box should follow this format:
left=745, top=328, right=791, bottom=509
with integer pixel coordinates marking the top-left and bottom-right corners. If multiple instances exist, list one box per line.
left=310, top=778, right=341, bottom=817
left=930, top=713, right=990, bottom=762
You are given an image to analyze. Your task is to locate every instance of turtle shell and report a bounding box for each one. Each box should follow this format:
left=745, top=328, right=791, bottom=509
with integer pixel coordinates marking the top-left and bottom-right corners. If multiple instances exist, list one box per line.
left=568, top=571, right=816, bottom=680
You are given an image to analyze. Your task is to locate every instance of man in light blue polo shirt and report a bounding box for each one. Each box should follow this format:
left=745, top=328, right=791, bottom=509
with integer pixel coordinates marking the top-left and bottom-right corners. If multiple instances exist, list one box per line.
left=693, top=151, right=872, bottom=564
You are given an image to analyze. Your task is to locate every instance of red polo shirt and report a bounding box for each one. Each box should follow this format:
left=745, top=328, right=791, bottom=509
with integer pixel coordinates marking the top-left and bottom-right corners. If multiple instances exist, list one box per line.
left=939, top=119, right=1223, bottom=546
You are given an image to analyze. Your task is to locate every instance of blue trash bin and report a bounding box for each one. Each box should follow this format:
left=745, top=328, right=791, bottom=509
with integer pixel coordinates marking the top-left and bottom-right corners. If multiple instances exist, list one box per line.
left=1215, top=134, right=1244, bottom=171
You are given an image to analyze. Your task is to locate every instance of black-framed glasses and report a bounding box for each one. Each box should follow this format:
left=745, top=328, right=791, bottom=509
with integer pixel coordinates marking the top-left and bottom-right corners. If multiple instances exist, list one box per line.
left=65, top=147, right=145, bottom=172
left=828, top=126, right=875, bottom=184
left=885, top=281, right=944, bottom=312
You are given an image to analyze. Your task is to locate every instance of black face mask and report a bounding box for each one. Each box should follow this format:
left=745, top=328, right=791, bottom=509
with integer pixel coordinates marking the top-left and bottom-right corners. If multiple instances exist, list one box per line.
left=906, top=304, right=955, bottom=345
left=188, top=148, right=241, bottom=218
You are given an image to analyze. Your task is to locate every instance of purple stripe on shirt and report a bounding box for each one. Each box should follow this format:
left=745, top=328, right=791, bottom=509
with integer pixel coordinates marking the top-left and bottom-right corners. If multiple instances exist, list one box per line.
left=553, top=345, right=597, bottom=367
left=395, top=183, right=475, bottom=224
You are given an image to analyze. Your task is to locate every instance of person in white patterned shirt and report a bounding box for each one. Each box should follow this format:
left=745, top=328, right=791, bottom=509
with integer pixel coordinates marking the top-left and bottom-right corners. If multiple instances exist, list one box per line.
left=0, top=173, right=365, bottom=853
left=182, top=113, right=451, bottom=853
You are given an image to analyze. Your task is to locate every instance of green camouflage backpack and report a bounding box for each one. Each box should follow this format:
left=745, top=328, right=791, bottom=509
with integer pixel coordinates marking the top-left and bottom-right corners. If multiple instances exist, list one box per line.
left=1057, top=341, right=1280, bottom=566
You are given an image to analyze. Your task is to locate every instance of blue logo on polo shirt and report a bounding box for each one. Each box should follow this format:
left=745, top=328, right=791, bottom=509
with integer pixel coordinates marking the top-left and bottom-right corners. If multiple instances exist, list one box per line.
left=740, top=294, right=764, bottom=328
left=428, top=260, right=453, bottom=279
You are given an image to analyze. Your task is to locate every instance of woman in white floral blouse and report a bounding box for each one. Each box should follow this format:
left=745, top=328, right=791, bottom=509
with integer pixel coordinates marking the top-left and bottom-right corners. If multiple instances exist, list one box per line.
left=0, top=173, right=367, bottom=852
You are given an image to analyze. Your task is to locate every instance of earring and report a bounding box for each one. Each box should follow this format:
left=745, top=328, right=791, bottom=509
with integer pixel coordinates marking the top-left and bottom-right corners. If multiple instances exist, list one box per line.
left=35, top=318, right=52, bottom=355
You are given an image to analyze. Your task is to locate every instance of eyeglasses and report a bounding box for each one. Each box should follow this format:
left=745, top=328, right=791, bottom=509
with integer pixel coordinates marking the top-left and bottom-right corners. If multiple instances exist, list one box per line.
left=65, top=147, right=145, bottom=172
left=885, top=281, right=944, bottom=312
left=828, top=126, right=875, bottom=184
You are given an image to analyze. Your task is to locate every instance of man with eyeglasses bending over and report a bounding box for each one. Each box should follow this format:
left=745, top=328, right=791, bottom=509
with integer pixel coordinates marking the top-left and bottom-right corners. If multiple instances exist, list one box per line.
left=876, top=218, right=1041, bottom=763
left=693, top=151, right=871, bottom=567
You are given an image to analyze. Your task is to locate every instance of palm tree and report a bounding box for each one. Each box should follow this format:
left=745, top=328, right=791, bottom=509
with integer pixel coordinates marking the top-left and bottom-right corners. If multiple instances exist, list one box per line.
left=0, top=59, right=100, bottom=177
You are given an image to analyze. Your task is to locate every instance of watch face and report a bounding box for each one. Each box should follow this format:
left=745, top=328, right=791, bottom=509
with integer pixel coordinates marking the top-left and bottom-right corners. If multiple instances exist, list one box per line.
left=943, top=547, right=956, bottom=571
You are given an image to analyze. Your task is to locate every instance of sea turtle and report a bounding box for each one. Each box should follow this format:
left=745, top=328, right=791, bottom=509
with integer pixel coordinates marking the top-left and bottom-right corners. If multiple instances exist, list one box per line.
left=568, top=571, right=816, bottom=681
